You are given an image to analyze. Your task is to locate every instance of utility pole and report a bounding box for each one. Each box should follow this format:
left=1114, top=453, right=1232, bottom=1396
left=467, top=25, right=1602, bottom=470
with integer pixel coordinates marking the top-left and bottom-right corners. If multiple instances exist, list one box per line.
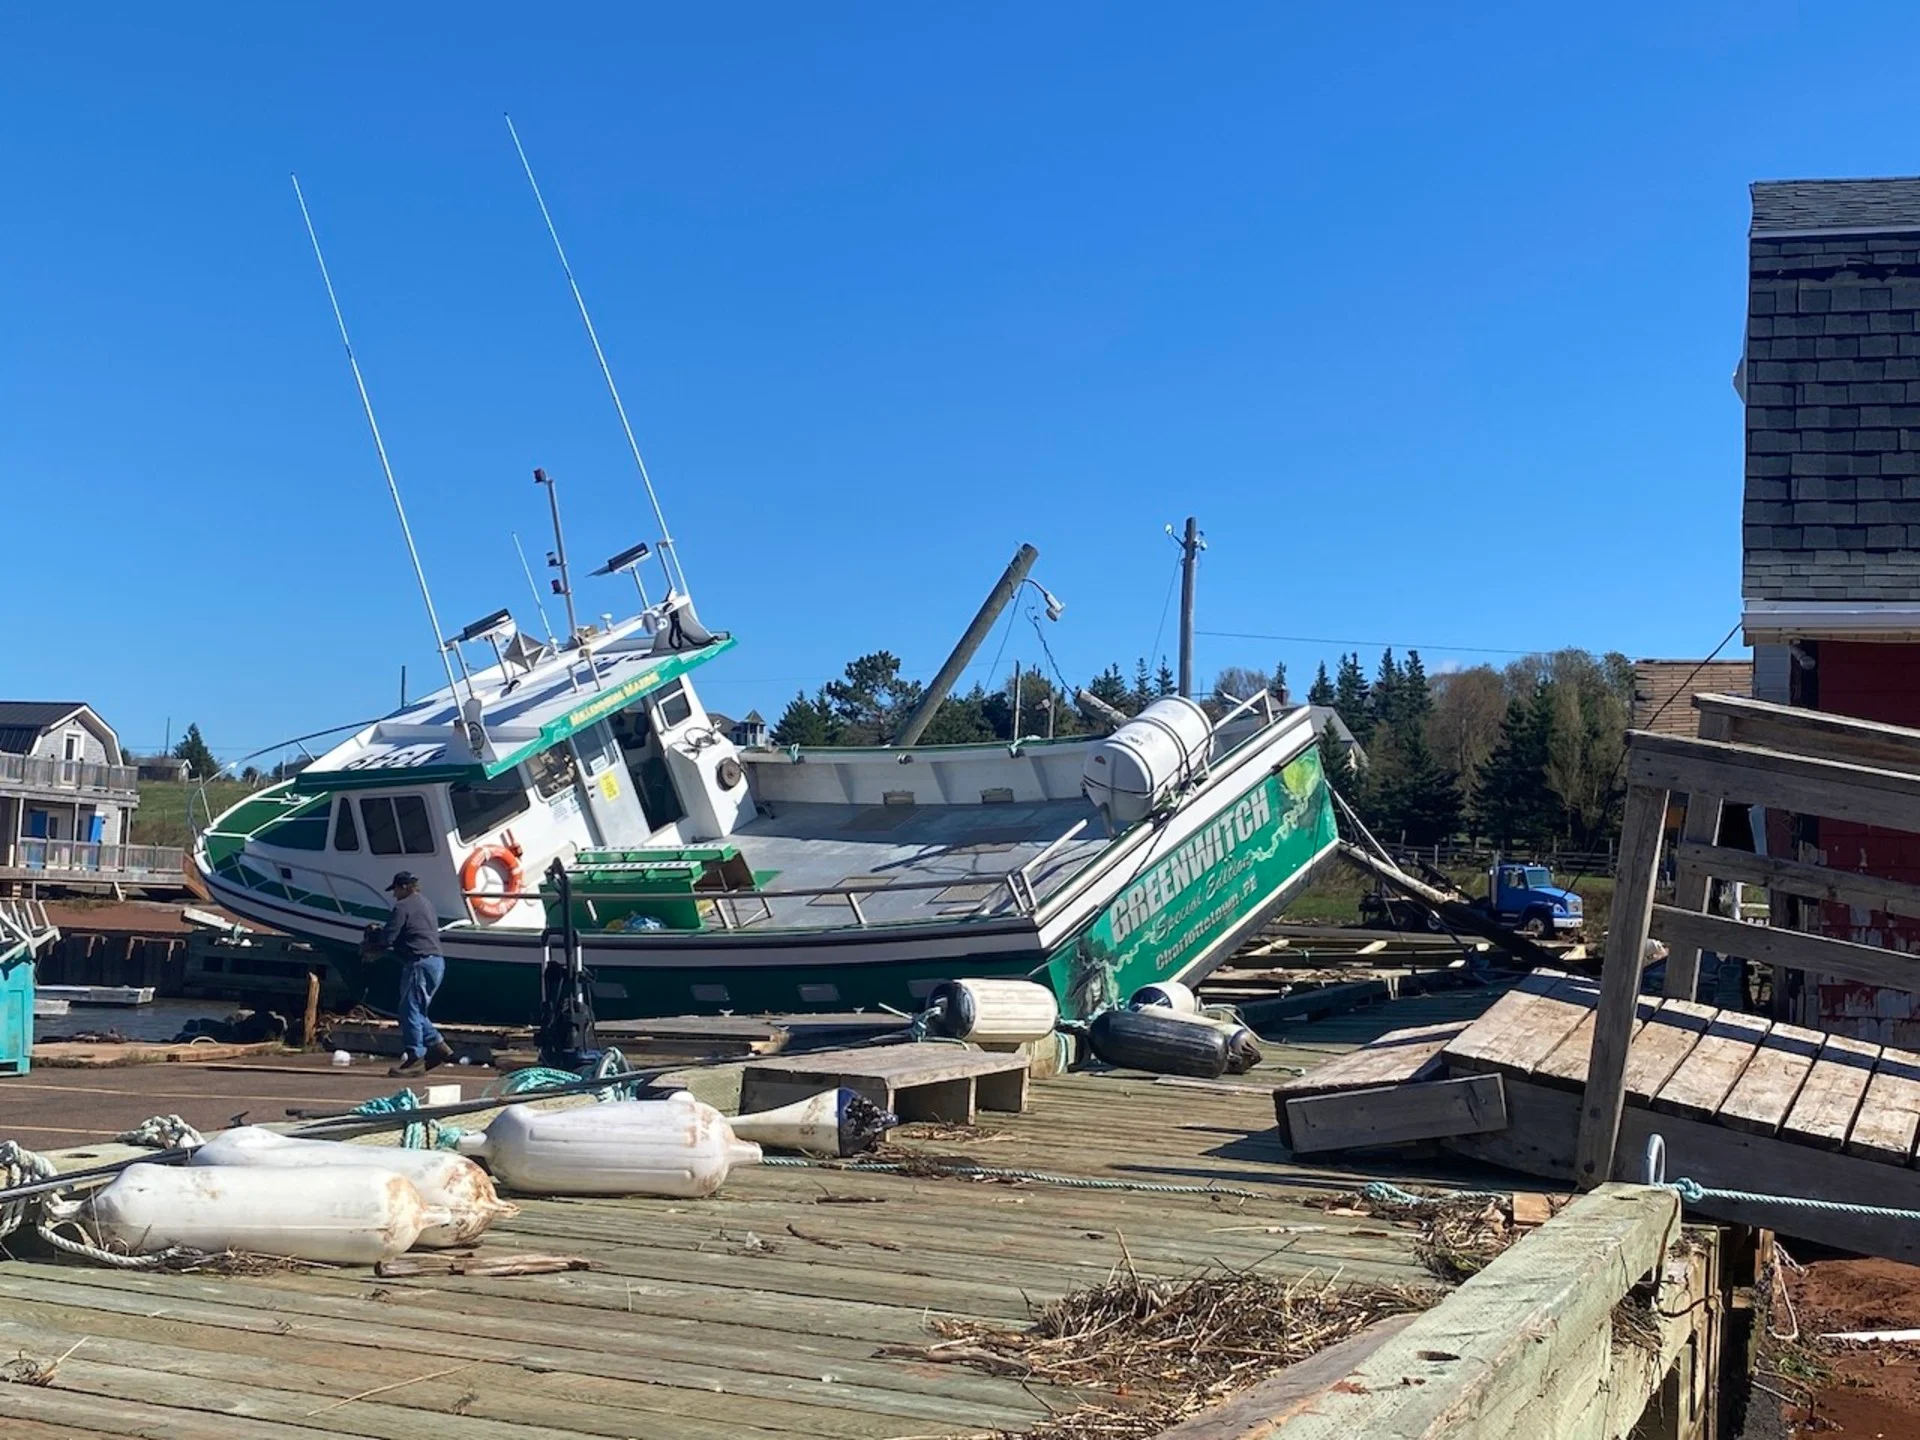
left=1175, top=516, right=1205, bottom=699
left=894, top=543, right=1040, bottom=747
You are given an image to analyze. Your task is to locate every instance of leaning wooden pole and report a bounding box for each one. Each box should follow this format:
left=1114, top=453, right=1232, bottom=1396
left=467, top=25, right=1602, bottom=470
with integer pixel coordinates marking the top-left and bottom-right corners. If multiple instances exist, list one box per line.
left=1574, top=780, right=1669, bottom=1189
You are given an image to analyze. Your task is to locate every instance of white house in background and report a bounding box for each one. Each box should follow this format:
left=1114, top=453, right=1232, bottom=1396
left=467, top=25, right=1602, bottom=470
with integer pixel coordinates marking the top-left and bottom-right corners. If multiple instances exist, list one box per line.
left=0, top=701, right=142, bottom=876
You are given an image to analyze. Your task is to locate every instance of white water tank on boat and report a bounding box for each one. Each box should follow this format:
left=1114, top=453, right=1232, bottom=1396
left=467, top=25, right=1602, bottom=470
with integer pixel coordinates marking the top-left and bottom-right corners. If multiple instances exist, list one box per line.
left=925, top=979, right=1060, bottom=1045
left=455, top=1093, right=762, bottom=1197
left=86, top=1163, right=449, bottom=1264
left=190, top=1126, right=519, bottom=1248
left=1082, top=697, right=1214, bottom=827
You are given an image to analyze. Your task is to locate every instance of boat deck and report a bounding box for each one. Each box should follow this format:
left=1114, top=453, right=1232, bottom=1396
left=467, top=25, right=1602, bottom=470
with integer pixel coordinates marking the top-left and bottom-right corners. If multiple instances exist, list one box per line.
left=0, top=994, right=1528, bottom=1439
left=720, top=797, right=1105, bottom=927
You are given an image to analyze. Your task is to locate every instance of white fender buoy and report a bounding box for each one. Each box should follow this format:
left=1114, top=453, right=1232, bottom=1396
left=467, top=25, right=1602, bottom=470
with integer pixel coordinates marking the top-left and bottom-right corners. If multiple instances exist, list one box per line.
left=87, top=1163, right=450, bottom=1264
left=456, top=1093, right=762, bottom=1198
left=730, top=1088, right=897, bottom=1158
left=1128, top=980, right=1199, bottom=1013
left=190, top=1126, right=519, bottom=1247
left=925, top=978, right=1059, bottom=1045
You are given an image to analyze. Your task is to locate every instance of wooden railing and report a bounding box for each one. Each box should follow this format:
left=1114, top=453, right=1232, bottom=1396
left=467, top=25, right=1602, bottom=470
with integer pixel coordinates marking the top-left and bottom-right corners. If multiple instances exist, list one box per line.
left=3, top=840, right=183, bottom=880
left=1575, top=691, right=1920, bottom=1187
left=0, top=752, right=139, bottom=795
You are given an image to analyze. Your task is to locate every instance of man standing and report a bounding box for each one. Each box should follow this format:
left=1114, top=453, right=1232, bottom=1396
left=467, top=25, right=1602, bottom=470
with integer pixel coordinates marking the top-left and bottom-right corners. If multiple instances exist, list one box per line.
left=364, top=871, right=454, bottom=1077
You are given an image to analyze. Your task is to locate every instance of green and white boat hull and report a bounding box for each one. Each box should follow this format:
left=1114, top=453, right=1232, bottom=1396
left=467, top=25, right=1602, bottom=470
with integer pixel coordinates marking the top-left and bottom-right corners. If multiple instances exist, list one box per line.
left=195, top=729, right=1335, bottom=1025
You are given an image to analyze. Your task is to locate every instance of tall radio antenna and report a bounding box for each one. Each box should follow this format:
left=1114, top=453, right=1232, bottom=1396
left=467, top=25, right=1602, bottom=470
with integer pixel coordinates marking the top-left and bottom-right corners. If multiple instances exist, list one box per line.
left=504, top=113, right=689, bottom=603
left=291, top=174, right=465, bottom=712
left=512, top=531, right=558, bottom=646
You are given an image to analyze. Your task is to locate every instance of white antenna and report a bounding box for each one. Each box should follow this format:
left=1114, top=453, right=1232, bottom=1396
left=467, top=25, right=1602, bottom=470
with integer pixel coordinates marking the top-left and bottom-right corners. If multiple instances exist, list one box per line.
left=503, top=113, right=689, bottom=602
left=291, top=174, right=465, bottom=712
left=512, top=530, right=558, bottom=646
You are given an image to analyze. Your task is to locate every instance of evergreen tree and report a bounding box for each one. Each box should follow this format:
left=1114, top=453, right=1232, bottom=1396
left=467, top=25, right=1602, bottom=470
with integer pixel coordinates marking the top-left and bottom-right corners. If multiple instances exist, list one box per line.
left=173, top=723, right=218, bottom=780
left=916, top=685, right=997, bottom=744
left=771, top=691, right=833, bottom=746
left=822, top=651, right=921, bottom=743
left=1087, top=663, right=1134, bottom=715
left=1332, top=653, right=1372, bottom=744
left=1307, top=662, right=1335, bottom=707
left=1369, top=725, right=1461, bottom=844
left=1473, top=688, right=1557, bottom=846
left=1271, top=661, right=1288, bottom=704
left=1154, top=658, right=1177, bottom=697
left=1372, top=648, right=1403, bottom=733
left=1131, top=657, right=1154, bottom=711
left=1400, top=650, right=1431, bottom=724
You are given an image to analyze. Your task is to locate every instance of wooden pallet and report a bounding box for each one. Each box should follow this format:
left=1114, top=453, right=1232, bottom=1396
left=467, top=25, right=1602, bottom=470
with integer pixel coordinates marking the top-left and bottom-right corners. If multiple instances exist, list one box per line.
left=740, top=1043, right=1030, bottom=1124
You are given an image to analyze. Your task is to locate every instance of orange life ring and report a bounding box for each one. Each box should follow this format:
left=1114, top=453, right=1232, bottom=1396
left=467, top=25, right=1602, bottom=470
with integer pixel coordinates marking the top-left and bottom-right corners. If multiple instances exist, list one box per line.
left=461, top=844, right=524, bottom=923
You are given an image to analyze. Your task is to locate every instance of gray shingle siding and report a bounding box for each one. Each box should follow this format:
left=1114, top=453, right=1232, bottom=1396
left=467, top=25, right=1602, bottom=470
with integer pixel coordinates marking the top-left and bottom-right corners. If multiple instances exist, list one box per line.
left=1746, top=181, right=1920, bottom=601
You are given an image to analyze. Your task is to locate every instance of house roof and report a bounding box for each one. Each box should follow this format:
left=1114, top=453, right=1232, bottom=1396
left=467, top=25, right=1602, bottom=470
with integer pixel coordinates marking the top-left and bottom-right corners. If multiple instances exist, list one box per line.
left=1631, top=662, right=1754, bottom=738
left=0, top=701, right=88, bottom=754
left=1751, top=178, right=1920, bottom=235
left=742, top=709, right=766, bottom=725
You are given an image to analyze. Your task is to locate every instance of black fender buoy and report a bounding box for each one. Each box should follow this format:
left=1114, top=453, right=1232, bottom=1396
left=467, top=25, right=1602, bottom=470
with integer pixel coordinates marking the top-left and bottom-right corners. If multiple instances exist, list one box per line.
left=1087, top=1007, right=1230, bottom=1079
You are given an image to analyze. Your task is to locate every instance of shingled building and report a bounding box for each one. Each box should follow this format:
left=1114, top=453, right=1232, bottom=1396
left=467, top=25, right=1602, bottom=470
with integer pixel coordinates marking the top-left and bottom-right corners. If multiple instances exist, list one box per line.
left=1744, top=178, right=1920, bottom=1041
left=1745, top=179, right=1920, bottom=686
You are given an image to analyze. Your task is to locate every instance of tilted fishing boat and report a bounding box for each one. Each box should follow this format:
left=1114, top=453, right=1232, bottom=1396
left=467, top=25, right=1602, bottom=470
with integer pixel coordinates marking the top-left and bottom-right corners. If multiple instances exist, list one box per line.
left=188, top=579, right=1336, bottom=1022
left=191, top=144, right=1337, bottom=1024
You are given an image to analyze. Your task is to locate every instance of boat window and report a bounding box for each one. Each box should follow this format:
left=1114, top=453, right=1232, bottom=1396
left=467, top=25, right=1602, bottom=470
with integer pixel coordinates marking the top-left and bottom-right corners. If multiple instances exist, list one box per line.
left=333, top=797, right=359, bottom=851
left=653, top=681, right=693, bottom=731
left=451, top=773, right=531, bottom=843
left=526, top=747, right=577, bottom=801
left=359, top=794, right=437, bottom=856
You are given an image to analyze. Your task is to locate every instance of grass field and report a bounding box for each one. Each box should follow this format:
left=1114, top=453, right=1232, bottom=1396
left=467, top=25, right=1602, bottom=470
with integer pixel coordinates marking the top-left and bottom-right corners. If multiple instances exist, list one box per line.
left=129, top=780, right=263, bottom=848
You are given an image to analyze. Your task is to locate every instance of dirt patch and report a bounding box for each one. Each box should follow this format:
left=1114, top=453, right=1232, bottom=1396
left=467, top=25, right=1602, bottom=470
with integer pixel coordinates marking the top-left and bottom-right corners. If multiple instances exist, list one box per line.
left=1792, top=1256, right=1920, bottom=1338
left=1767, top=1256, right=1920, bottom=1436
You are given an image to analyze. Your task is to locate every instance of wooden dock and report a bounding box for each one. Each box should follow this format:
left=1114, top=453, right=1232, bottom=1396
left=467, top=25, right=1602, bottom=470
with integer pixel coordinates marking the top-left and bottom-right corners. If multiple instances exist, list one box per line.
left=0, top=1070, right=1461, bottom=1439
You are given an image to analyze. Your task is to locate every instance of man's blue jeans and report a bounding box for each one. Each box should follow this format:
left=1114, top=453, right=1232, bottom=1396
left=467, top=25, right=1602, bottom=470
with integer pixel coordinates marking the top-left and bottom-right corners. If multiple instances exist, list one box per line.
left=399, top=954, right=446, bottom=1059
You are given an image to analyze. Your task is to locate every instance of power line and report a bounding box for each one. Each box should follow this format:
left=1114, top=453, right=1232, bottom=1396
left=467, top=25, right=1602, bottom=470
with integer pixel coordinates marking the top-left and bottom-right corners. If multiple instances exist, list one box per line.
left=1196, top=628, right=1747, bottom=660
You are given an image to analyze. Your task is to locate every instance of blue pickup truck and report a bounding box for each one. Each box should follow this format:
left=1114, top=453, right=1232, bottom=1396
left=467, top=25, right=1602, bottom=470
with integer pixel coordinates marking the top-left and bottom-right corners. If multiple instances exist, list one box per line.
left=1470, top=860, right=1585, bottom=938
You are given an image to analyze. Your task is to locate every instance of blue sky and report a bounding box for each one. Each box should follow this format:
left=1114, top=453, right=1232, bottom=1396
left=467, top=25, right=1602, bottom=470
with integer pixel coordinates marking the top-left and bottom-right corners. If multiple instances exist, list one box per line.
left=4, top=4, right=1908, bottom=762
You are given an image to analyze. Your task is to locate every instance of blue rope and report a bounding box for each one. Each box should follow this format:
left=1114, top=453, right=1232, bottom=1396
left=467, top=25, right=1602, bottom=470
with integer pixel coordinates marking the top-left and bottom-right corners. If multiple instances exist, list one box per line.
left=346, top=1088, right=465, bottom=1151
left=1668, top=1177, right=1920, bottom=1224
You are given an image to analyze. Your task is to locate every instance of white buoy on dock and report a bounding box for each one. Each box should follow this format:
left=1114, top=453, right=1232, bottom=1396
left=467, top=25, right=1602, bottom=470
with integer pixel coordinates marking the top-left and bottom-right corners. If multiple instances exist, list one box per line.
left=86, top=1163, right=450, bottom=1263
left=456, top=1093, right=761, bottom=1197
left=190, top=1126, right=518, bottom=1247
left=925, top=978, right=1059, bottom=1045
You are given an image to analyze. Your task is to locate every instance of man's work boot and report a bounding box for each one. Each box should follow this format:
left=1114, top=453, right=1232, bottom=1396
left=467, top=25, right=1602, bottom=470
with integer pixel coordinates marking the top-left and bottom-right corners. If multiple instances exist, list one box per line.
left=388, top=1053, right=423, bottom=1078
left=423, top=1040, right=456, bottom=1072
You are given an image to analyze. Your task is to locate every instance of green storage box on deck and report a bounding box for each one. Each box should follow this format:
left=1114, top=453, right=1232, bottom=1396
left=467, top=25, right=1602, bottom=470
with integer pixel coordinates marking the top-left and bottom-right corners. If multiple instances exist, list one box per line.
left=0, top=941, right=32, bottom=1075
left=549, top=846, right=756, bottom=934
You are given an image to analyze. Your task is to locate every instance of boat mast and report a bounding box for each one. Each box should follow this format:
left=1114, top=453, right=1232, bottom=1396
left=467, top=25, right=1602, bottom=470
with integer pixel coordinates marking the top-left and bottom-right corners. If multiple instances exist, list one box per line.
left=503, top=113, right=689, bottom=604
left=291, top=174, right=465, bottom=716
left=534, top=468, right=581, bottom=644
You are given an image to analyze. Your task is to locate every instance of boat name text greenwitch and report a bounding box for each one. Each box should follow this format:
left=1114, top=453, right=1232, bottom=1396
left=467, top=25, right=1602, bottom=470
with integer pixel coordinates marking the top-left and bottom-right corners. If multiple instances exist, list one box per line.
left=1109, top=783, right=1273, bottom=947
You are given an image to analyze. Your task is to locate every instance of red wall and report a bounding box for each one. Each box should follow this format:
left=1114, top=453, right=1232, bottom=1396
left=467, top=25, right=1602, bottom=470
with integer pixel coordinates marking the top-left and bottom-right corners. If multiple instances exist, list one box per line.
left=1813, top=641, right=1920, bottom=1040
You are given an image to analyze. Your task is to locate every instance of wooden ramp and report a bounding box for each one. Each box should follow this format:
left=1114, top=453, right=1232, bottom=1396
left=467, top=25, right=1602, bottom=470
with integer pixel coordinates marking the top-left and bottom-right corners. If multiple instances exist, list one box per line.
left=1281, top=970, right=1920, bottom=1263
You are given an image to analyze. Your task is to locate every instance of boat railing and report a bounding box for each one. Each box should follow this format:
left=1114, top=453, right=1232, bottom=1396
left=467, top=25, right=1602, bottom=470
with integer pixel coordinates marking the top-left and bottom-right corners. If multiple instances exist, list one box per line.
left=461, top=869, right=1041, bottom=933
left=1012, top=818, right=1092, bottom=911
